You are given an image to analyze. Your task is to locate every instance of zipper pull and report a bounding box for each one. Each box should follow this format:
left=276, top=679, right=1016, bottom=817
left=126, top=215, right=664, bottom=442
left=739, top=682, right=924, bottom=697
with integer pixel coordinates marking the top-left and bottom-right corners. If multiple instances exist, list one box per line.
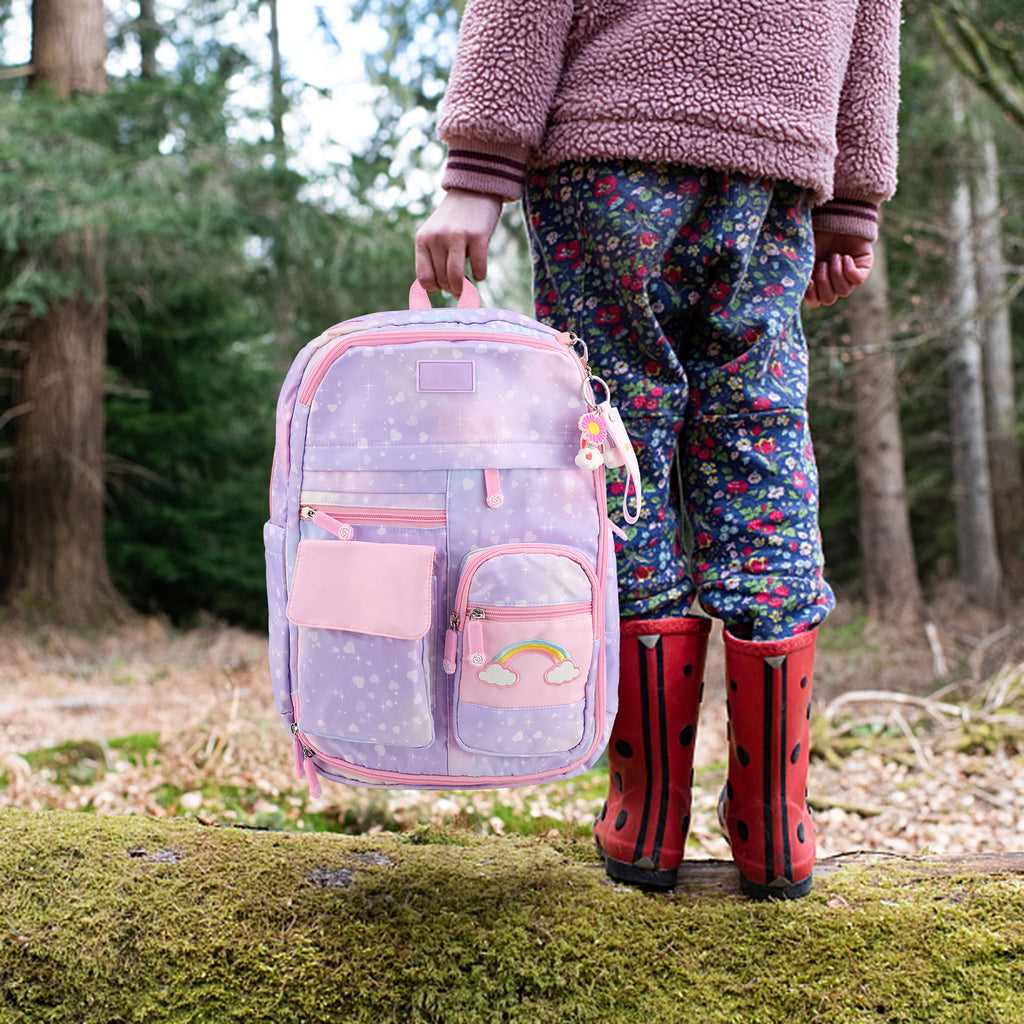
left=291, top=723, right=322, bottom=798
left=483, top=468, right=504, bottom=509
left=465, top=608, right=486, bottom=667
left=301, top=505, right=354, bottom=540
left=303, top=749, right=322, bottom=799
left=443, top=612, right=459, bottom=673
left=291, top=724, right=304, bottom=781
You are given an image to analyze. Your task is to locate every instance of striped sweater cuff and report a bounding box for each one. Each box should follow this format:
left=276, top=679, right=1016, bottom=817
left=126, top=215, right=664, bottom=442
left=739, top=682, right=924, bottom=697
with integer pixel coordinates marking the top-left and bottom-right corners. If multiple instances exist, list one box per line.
left=441, top=139, right=530, bottom=202
left=811, top=197, right=880, bottom=242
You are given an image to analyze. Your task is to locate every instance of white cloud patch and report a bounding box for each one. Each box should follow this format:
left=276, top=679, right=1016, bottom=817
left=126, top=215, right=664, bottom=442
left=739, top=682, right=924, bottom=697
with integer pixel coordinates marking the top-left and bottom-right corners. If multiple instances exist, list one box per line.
left=477, top=663, right=518, bottom=687
left=544, top=660, right=582, bottom=685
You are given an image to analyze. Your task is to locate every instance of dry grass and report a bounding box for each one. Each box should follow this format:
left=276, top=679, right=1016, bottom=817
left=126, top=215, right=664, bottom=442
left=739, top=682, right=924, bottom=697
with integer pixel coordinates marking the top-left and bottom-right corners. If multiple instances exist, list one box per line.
left=1, top=598, right=1023, bottom=861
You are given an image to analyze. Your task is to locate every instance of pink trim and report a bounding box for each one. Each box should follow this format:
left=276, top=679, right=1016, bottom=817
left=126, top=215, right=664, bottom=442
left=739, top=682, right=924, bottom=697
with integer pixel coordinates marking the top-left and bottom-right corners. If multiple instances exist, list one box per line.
left=298, top=329, right=572, bottom=407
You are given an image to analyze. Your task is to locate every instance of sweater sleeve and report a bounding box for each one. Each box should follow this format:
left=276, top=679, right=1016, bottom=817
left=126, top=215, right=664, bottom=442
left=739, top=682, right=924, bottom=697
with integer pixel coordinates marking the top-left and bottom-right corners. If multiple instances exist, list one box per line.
left=437, top=0, right=576, bottom=200
left=830, top=0, right=901, bottom=212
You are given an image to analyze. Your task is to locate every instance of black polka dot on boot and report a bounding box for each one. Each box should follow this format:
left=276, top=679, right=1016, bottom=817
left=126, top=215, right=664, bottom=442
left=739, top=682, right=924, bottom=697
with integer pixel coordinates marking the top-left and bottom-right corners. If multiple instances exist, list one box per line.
left=797, top=822, right=806, bottom=843
left=737, top=820, right=749, bottom=841
left=613, top=771, right=623, bottom=792
left=614, top=810, right=628, bottom=830
left=737, top=745, right=749, bottom=766
left=679, top=724, right=694, bottom=747
left=791, top=742, right=801, bottom=764
left=615, top=739, right=633, bottom=758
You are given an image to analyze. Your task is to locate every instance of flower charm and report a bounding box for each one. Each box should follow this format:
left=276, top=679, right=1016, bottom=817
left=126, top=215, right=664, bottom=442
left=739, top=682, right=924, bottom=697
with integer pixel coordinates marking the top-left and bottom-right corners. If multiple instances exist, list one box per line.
left=578, top=411, right=608, bottom=446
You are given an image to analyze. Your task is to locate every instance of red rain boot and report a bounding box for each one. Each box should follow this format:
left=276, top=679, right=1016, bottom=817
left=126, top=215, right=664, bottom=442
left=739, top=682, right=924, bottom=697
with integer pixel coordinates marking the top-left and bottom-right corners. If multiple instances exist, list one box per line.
left=719, top=628, right=817, bottom=900
left=594, top=616, right=711, bottom=889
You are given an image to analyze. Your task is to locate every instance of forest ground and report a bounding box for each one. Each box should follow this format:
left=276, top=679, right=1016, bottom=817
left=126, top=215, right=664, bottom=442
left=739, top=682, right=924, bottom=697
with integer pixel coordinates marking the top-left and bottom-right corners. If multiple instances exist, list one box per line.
left=2, top=589, right=1023, bottom=863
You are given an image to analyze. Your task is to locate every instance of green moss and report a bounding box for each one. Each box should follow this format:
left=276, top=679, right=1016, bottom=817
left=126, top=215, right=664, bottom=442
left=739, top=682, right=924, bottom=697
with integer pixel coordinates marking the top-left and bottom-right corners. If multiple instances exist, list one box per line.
left=23, top=740, right=108, bottom=787
left=21, top=733, right=164, bottom=790
left=2, top=808, right=1023, bottom=1024
left=110, top=732, right=162, bottom=765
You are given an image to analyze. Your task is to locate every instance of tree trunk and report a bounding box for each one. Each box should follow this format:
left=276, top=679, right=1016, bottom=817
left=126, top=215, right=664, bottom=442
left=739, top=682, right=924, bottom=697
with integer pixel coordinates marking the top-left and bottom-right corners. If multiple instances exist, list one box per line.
left=847, top=232, right=923, bottom=624
left=266, top=0, right=295, bottom=370
left=946, top=83, right=1004, bottom=611
left=4, top=0, right=119, bottom=623
left=136, top=0, right=160, bottom=79
left=29, top=0, right=106, bottom=98
left=974, top=128, right=1024, bottom=593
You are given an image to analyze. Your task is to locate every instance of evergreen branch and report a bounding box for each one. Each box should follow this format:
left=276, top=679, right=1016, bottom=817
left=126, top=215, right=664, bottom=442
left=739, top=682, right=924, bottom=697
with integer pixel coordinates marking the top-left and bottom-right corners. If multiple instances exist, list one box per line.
left=930, top=4, right=1024, bottom=128
left=0, top=63, right=33, bottom=80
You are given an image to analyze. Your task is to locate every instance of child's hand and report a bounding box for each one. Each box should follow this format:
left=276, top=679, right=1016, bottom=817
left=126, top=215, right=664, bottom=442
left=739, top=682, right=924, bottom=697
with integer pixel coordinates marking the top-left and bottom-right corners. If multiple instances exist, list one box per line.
left=804, top=232, right=874, bottom=308
left=415, top=189, right=503, bottom=298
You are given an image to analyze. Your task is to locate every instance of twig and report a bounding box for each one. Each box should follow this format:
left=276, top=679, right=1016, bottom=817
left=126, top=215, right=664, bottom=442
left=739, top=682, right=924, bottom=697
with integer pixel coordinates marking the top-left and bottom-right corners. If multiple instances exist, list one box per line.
left=825, top=690, right=966, bottom=727
left=968, top=625, right=1013, bottom=683
left=924, top=621, right=948, bottom=679
left=889, top=708, right=933, bottom=771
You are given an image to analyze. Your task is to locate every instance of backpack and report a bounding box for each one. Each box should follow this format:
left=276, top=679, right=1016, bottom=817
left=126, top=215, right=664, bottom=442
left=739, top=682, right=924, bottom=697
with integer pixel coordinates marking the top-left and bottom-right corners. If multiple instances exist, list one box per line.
left=264, top=282, right=641, bottom=793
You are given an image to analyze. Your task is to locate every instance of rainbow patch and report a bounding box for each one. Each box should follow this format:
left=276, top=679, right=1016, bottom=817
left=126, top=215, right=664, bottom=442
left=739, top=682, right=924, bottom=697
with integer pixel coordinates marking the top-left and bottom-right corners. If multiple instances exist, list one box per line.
left=477, top=639, right=582, bottom=688
left=493, top=640, right=571, bottom=665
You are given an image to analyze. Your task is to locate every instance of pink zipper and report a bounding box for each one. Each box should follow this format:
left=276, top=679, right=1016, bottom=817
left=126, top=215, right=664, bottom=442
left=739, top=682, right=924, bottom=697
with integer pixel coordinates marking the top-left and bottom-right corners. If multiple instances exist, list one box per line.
left=298, top=329, right=580, bottom=406
left=459, top=602, right=594, bottom=672
left=300, top=504, right=446, bottom=540
left=468, top=602, right=592, bottom=621
left=453, top=545, right=601, bottom=635
left=292, top=718, right=608, bottom=792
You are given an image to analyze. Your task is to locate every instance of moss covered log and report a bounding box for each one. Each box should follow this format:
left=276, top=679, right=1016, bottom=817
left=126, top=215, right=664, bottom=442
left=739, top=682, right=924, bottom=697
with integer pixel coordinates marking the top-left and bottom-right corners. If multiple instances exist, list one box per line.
left=2, top=808, right=1023, bottom=1023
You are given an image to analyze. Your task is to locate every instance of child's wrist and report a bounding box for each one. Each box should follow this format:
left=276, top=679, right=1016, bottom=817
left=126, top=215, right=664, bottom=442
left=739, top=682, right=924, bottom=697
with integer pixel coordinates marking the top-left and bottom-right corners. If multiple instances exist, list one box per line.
left=812, top=198, right=880, bottom=241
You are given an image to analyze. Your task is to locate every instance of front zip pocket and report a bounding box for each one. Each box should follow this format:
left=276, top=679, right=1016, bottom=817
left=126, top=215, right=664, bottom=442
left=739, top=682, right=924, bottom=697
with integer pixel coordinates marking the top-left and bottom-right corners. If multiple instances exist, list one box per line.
left=300, top=504, right=447, bottom=541
left=447, top=545, right=599, bottom=757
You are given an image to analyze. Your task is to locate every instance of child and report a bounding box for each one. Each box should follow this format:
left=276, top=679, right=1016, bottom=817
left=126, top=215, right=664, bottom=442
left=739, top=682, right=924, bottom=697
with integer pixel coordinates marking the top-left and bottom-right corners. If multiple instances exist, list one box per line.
left=416, top=0, right=900, bottom=899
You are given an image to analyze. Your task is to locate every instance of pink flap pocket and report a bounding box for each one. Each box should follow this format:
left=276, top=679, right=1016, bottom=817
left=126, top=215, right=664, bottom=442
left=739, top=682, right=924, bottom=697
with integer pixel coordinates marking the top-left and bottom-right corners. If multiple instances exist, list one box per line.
left=286, top=539, right=435, bottom=638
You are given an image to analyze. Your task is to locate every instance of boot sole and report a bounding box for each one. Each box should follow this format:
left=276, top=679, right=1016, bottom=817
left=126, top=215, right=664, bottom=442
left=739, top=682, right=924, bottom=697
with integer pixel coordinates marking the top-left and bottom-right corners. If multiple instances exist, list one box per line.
left=739, top=872, right=813, bottom=901
left=597, top=844, right=678, bottom=890
left=598, top=847, right=675, bottom=888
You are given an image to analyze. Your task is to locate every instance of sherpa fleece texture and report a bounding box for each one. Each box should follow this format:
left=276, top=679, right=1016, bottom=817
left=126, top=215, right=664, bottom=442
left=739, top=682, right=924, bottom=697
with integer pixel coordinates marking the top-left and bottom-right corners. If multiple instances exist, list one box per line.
left=439, top=0, right=901, bottom=239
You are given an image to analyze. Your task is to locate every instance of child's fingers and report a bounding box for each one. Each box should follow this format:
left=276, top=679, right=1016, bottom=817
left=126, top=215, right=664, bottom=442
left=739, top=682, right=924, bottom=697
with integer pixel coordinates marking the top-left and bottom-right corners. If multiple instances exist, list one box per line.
left=467, top=235, right=489, bottom=284
left=808, top=257, right=839, bottom=306
left=414, top=236, right=440, bottom=293
left=445, top=242, right=467, bottom=297
left=804, top=254, right=873, bottom=307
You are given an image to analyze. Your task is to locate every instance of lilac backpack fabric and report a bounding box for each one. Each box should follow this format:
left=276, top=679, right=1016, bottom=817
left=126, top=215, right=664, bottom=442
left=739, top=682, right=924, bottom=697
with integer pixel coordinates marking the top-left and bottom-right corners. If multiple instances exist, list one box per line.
left=265, top=283, right=636, bottom=792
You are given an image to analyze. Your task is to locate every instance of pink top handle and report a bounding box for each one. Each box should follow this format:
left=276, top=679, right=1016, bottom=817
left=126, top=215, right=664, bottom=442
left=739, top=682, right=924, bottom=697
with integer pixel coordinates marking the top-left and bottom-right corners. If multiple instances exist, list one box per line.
left=409, top=279, right=481, bottom=310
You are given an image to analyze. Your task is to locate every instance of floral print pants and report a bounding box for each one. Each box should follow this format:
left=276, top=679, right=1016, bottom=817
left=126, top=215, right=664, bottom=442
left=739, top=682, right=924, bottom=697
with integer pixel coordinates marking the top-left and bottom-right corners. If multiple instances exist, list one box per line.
left=524, top=161, right=835, bottom=640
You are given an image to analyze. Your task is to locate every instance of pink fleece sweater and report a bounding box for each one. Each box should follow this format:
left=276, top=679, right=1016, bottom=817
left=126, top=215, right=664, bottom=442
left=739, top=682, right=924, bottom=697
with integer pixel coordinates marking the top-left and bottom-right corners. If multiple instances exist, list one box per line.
left=438, top=0, right=901, bottom=239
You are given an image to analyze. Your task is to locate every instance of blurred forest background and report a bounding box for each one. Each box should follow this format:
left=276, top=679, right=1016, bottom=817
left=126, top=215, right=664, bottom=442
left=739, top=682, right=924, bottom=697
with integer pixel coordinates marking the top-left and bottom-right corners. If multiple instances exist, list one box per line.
left=1, top=0, right=1023, bottom=635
